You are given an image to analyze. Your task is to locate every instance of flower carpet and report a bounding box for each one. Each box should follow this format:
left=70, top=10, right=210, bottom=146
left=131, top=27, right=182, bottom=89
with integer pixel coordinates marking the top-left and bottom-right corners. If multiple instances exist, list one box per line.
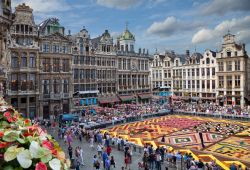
left=0, top=97, right=70, bottom=169
left=103, top=115, right=250, bottom=169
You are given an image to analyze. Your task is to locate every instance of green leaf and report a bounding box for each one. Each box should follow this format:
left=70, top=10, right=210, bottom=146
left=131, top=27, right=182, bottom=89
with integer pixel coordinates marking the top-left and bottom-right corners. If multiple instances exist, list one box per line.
left=17, top=149, right=32, bottom=169
left=3, top=166, right=14, bottom=170
left=17, top=138, right=25, bottom=144
left=39, top=147, right=52, bottom=163
left=3, top=131, right=20, bottom=142
left=0, top=121, right=9, bottom=128
left=49, top=158, right=61, bottom=170
left=4, top=145, right=24, bottom=161
left=26, top=136, right=34, bottom=143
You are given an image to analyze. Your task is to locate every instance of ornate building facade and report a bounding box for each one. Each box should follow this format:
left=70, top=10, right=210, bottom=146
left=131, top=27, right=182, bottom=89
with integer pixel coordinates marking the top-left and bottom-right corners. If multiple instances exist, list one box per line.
left=151, top=49, right=217, bottom=103
left=38, top=18, right=72, bottom=118
left=7, top=3, right=39, bottom=118
left=216, top=33, right=249, bottom=107
left=116, top=28, right=151, bottom=103
left=71, top=27, right=99, bottom=111
left=0, top=0, right=12, bottom=97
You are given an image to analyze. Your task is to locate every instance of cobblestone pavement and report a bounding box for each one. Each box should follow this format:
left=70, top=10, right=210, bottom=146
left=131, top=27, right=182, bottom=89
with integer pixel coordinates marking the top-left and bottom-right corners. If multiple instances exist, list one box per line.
left=47, top=128, right=178, bottom=170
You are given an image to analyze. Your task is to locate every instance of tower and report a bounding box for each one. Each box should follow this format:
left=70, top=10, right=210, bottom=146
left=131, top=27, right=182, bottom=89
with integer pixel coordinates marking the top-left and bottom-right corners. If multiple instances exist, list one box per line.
left=117, top=24, right=135, bottom=52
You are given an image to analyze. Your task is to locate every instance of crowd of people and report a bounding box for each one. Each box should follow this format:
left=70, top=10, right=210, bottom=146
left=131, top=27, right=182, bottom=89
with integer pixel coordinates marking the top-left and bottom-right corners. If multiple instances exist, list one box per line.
left=170, top=102, right=250, bottom=116
left=39, top=100, right=250, bottom=170
left=54, top=122, right=248, bottom=170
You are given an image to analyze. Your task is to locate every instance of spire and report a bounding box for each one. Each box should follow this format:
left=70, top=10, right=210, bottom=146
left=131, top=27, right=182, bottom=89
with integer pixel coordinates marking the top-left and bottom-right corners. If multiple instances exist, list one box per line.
left=125, top=21, right=129, bottom=30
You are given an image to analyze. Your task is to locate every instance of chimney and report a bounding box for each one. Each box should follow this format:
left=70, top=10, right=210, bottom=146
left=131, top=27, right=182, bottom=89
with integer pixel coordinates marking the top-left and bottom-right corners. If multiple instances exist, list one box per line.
left=243, top=43, right=246, bottom=55
left=186, top=50, right=190, bottom=57
left=139, top=48, right=141, bottom=54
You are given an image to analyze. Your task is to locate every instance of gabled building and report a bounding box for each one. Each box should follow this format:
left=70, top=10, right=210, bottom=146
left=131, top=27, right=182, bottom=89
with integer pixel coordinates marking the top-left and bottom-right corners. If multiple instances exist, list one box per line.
left=116, top=27, right=151, bottom=104
left=94, top=30, right=118, bottom=106
left=7, top=3, right=39, bottom=118
left=216, top=32, right=249, bottom=106
left=38, top=18, right=72, bottom=118
left=71, top=27, right=98, bottom=111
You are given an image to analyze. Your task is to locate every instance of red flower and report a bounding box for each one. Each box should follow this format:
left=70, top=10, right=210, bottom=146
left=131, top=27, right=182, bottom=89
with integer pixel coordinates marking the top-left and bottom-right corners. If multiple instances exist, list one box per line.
left=3, top=111, right=11, bottom=118
left=7, top=117, right=13, bottom=122
left=51, top=149, right=58, bottom=156
left=42, top=140, right=53, bottom=150
left=24, top=119, right=30, bottom=124
left=35, top=162, right=47, bottom=170
left=0, top=142, right=8, bottom=148
left=0, top=131, right=4, bottom=138
left=12, top=116, right=17, bottom=122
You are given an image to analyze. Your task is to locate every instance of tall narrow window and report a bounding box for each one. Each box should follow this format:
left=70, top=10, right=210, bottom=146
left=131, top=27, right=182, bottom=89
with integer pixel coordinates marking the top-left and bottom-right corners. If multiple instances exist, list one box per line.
left=21, top=53, right=27, bottom=67
left=235, top=75, right=241, bottom=88
left=20, top=74, right=27, bottom=91
left=29, top=74, right=35, bottom=90
left=43, top=80, right=49, bottom=94
left=227, top=76, right=232, bottom=88
left=63, top=80, right=69, bottom=93
left=11, top=53, right=18, bottom=68
left=11, top=74, right=18, bottom=91
left=29, top=53, right=36, bottom=68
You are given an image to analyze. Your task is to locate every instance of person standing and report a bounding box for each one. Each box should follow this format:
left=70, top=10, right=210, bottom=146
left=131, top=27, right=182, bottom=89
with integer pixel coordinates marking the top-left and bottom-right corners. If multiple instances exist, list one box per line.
left=106, top=145, right=112, bottom=156
left=105, top=157, right=111, bottom=170
left=79, top=147, right=85, bottom=166
left=97, top=144, right=103, bottom=158
left=102, top=151, right=108, bottom=169
left=156, top=152, right=162, bottom=170
left=110, top=155, right=116, bottom=168
left=68, top=145, right=73, bottom=160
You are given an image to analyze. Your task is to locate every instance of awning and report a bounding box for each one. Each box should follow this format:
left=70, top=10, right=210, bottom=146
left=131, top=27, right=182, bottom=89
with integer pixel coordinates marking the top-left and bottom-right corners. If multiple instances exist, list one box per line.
left=98, top=96, right=120, bottom=104
left=77, top=90, right=99, bottom=95
left=119, top=95, right=135, bottom=102
left=138, top=93, right=152, bottom=99
left=202, top=97, right=216, bottom=100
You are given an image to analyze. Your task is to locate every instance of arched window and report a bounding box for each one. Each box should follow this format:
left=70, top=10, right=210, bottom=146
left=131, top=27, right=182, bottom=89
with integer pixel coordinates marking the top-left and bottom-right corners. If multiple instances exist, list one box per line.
left=206, top=58, right=210, bottom=64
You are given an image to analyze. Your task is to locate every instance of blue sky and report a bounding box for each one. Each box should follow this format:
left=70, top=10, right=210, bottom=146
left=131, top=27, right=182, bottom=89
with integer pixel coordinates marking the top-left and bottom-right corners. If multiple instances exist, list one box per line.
left=12, top=0, right=250, bottom=54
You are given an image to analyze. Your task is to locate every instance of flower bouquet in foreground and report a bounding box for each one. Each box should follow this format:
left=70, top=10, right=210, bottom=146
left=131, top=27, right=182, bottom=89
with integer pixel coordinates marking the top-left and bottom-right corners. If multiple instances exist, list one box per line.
left=0, top=97, right=70, bottom=170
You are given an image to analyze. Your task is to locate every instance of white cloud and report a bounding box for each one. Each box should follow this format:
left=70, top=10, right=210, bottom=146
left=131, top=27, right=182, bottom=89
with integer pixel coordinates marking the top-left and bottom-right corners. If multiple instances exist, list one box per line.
left=192, top=15, right=250, bottom=44
left=146, top=16, right=200, bottom=37
left=96, top=0, right=142, bottom=9
left=201, top=0, right=250, bottom=15
left=12, top=0, right=71, bottom=13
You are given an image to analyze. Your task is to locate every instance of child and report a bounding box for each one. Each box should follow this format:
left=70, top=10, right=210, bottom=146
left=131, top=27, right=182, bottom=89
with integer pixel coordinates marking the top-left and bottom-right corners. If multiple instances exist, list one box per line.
left=110, top=156, right=116, bottom=168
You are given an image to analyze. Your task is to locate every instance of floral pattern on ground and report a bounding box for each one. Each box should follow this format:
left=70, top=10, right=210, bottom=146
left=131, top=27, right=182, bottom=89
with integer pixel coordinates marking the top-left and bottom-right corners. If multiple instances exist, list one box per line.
left=205, top=137, right=250, bottom=163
